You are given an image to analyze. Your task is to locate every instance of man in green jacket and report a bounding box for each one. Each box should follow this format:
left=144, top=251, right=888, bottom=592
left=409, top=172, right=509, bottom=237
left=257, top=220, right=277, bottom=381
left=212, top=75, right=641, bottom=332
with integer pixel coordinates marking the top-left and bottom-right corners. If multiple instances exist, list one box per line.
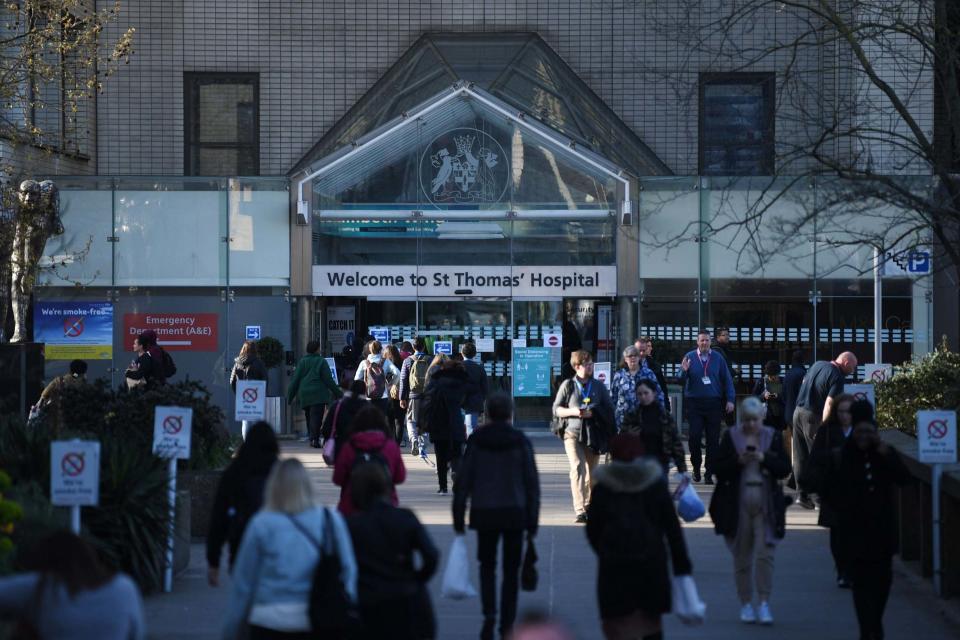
left=287, top=340, right=343, bottom=447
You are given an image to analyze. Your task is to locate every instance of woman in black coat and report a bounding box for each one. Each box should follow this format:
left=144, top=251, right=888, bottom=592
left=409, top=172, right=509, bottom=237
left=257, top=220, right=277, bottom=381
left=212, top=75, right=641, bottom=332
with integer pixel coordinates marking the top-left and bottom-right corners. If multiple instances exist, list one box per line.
left=587, top=434, right=693, bottom=640
left=206, top=421, right=279, bottom=587
left=817, top=406, right=910, bottom=640
left=620, top=379, right=687, bottom=475
left=708, top=397, right=791, bottom=625
left=421, top=359, right=471, bottom=493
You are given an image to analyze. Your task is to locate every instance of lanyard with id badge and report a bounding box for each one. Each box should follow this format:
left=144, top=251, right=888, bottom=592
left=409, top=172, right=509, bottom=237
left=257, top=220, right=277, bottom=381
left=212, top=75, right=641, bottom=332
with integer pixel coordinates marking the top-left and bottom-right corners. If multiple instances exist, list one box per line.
left=698, top=352, right=712, bottom=386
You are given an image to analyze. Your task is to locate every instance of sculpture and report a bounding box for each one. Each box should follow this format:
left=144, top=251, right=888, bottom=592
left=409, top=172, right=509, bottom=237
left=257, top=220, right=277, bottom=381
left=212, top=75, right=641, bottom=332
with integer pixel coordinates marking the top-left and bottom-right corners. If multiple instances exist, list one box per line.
left=0, top=180, right=63, bottom=342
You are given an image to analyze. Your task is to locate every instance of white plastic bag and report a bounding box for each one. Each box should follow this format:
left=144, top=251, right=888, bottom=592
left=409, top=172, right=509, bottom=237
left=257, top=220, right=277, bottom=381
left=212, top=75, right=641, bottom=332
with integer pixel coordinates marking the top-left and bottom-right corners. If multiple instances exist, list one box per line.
left=440, top=535, right=477, bottom=599
left=671, top=574, right=706, bottom=625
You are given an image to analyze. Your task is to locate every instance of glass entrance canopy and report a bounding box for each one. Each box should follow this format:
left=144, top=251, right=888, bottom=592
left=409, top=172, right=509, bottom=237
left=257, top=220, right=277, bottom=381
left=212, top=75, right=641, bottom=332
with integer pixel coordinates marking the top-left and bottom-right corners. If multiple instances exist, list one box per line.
left=302, top=84, right=631, bottom=219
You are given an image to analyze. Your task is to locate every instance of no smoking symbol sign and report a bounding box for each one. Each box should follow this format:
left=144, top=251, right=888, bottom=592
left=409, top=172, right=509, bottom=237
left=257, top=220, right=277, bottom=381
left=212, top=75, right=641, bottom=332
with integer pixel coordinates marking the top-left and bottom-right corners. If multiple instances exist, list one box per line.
left=547, top=335, right=559, bottom=347
left=61, top=452, right=85, bottom=477
left=870, top=370, right=887, bottom=382
left=853, top=392, right=869, bottom=402
left=242, top=387, right=259, bottom=403
left=163, top=416, right=183, bottom=435
left=928, top=419, right=949, bottom=440
left=63, top=316, right=85, bottom=338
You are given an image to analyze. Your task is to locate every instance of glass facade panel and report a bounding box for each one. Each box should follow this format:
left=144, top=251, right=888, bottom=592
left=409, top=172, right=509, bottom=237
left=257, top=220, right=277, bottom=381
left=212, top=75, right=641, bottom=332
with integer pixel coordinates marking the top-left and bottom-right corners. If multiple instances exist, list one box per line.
left=228, top=178, right=290, bottom=286
left=39, top=187, right=113, bottom=287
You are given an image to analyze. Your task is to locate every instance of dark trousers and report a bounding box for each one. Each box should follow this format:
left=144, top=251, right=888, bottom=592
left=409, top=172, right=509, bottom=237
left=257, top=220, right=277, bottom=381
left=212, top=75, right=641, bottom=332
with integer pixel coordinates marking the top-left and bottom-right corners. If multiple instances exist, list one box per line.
left=305, top=403, right=327, bottom=441
left=477, top=529, right=524, bottom=638
left=850, top=556, right=893, bottom=640
left=390, top=398, right=405, bottom=445
left=433, top=439, right=463, bottom=491
left=359, top=590, right=434, bottom=640
left=829, top=527, right=847, bottom=577
left=249, top=626, right=312, bottom=640
left=686, top=397, right=722, bottom=476
left=792, top=407, right=819, bottom=493
left=370, top=397, right=390, bottom=417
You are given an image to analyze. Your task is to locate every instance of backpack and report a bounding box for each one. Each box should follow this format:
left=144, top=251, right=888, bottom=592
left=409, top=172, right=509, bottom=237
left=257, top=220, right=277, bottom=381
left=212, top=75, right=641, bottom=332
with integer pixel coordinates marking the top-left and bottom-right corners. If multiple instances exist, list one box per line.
left=159, top=348, right=177, bottom=379
left=364, top=360, right=386, bottom=398
left=350, top=445, right=391, bottom=477
left=408, top=354, right=430, bottom=395
left=286, top=510, right=360, bottom=634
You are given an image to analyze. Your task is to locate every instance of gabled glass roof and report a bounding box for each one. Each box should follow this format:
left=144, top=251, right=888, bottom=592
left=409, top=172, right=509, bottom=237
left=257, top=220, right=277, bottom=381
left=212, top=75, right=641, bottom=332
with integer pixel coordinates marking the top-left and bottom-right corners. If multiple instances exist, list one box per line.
left=292, top=32, right=669, bottom=177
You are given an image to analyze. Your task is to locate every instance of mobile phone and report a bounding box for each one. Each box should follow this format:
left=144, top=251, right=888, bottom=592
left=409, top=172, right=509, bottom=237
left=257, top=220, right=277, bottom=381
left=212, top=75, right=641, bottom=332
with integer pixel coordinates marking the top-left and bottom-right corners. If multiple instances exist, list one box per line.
left=746, top=445, right=757, bottom=452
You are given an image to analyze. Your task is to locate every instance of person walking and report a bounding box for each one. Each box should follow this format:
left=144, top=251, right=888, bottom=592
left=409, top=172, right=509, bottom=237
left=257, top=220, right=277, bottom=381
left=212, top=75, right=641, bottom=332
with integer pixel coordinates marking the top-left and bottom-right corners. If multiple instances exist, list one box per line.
left=321, top=380, right=370, bottom=464
left=0, top=531, right=145, bottom=639
left=347, top=462, right=438, bottom=640
left=781, top=350, right=807, bottom=487
left=708, top=397, right=791, bottom=625
left=230, top=340, right=269, bottom=440
left=460, top=341, right=489, bottom=438
left=399, top=337, right=432, bottom=457
left=635, top=336, right=671, bottom=415
left=222, top=458, right=358, bottom=640
left=333, top=405, right=406, bottom=516
left=620, top=379, right=687, bottom=475
left=752, top=360, right=785, bottom=431
left=611, top=345, right=664, bottom=433
left=792, top=351, right=858, bottom=509
left=400, top=341, right=414, bottom=360
left=384, top=344, right=407, bottom=446
left=207, top=421, right=279, bottom=587
left=33, top=359, right=87, bottom=434
left=421, top=358, right=470, bottom=493
left=453, top=394, right=540, bottom=640
left=800, top=393, right=856, bottom=588
left=552, top=349, right=615, bottom=523
left=287, top=340, right=343, bottom=448
left=679, top=330, right=736, bottom=484
left=354, top=340, right=401, bottom=417
left=125, top=334, right=158, bottom=390
left=814, top=401, right=910, bottom=640
left=587, top=434, right=694, bottom=640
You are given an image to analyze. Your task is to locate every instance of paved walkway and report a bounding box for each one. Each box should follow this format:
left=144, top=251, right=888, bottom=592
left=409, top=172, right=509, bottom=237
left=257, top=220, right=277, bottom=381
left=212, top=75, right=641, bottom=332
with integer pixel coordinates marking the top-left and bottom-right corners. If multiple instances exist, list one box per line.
left=145, top=437, right=960, bottom=639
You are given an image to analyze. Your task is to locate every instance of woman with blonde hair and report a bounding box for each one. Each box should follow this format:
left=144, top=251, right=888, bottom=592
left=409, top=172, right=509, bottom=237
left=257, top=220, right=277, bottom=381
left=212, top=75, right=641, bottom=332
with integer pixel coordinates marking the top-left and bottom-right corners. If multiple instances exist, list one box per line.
left=222, top=458, right=358, bottom=639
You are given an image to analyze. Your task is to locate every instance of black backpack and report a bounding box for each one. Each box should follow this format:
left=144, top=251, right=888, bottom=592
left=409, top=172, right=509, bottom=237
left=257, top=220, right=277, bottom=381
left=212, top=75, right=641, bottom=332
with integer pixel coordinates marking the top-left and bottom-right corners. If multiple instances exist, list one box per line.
left=159, top=348, right=177, bottom=379
left=351, top=446, right=391, bottom=477
left=287, top=509, right=360, bottom=635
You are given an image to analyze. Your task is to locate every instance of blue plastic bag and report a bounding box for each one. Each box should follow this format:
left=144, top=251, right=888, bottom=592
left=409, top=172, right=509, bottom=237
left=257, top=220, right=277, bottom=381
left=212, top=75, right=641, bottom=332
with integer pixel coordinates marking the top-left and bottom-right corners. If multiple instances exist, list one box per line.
left=675, top=479, right=705, bottom=522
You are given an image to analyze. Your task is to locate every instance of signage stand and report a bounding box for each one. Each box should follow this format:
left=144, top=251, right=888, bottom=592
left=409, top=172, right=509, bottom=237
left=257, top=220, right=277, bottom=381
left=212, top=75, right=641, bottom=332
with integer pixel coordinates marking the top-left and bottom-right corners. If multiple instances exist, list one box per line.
left=165, top=457, right=177, bottom=593
left=153, top=406, right=193, bottom=594
left=70, top=505, right=81, bottom=535
left=933, top=462, right=943, bottom=597
left=50, top=439, right=100, bottom=536
left=917, top=409, right=957, bottom=598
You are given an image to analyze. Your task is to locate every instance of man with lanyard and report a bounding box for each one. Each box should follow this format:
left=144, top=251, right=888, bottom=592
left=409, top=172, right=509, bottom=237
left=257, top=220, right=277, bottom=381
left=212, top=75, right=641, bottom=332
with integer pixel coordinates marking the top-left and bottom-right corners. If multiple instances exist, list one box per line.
left=611, top=344, right=664, bottom=433
left=792, top=351, right=858, bottom=509
left=679, top=330, right=736, bottom=484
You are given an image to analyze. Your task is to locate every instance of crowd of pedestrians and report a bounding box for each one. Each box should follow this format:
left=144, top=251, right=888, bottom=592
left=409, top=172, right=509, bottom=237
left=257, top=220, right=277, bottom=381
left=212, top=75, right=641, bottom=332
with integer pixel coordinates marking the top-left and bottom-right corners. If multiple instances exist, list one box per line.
left=11, top=328, right=923, bottom=640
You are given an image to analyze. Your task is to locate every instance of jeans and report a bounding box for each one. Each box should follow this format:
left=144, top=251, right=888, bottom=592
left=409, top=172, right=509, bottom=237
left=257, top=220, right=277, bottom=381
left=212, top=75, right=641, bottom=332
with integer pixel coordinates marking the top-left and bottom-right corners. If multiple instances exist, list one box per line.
left=850, top=556, right=893, bottom=639
left=477, top=529, right=523, bottom=638
left=464, top=412, right=479, bottom=438
left=686, top=397, right=723, bottom=477
left=433, top=438, right=462, bottom=491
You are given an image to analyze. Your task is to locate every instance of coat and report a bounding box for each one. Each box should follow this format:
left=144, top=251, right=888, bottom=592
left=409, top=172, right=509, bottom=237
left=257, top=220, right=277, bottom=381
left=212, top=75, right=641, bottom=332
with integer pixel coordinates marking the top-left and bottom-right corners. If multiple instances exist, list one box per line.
left=552, top=376, right=615, bottom=454
left=620, top=402, right=687, bottom=473
left=818, top=437, right=910, bottom=561
left=206, top=455, right=274, bottom=570
left=229, top=354, right=268, bottom=392
left=708, top=426, right=791, bottom=542
left=453, top=422, right=540, bottom=534
left=286, top=353, right=342, bottom=408
left=420, top=367, right=470, bottom=442
left=333, top=430, right=406, bottom=516
left=461, top=359, right=488, bottom=414
left=321, top=393, right=371, bottom=460
left=586, top=458, right=693, bottom=620
left=800, top=421, right=852, bottom=528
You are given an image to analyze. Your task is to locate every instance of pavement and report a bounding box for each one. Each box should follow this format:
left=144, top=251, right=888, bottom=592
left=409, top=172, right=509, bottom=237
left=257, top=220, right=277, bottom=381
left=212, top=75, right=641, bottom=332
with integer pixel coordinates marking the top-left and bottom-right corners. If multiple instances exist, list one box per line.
left=145, top=436, right=960, bottom=639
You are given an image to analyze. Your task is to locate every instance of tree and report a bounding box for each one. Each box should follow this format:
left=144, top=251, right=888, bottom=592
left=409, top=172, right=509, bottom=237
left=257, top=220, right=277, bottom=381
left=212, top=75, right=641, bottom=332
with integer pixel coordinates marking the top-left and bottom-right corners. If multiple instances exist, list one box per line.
left=1, top=1, right=134, bottom=339
left=631, top=0, right=959, bottom=333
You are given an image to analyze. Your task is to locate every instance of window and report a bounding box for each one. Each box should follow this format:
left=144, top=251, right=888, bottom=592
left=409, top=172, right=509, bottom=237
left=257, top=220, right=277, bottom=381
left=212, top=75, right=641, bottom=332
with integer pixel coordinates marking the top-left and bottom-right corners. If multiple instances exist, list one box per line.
left=184, top=73, right=259, bottom=175
left=699, top=73, right=775, bottom=175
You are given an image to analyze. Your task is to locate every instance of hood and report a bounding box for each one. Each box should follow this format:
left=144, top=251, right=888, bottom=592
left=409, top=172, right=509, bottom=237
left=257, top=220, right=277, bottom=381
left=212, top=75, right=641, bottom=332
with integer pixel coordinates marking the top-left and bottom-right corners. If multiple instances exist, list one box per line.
left=350, top=430, right=389, bottom=451
left=592, top=458, right=663, bottom=493
left=468, top=422, right=526, bottom=451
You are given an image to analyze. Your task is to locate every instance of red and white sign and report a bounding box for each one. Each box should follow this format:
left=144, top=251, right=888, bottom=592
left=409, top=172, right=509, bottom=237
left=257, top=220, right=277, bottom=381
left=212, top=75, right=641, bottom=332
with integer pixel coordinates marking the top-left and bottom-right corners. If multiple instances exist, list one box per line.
left=918, top=410, right=957, bottom=464
left=51, top=441, right=100, bottom=506
left=543, top=332, right=562, bottom=348
left=124, top=313, right=219, bottom=351
left=594, top=362, right=612, bottom=390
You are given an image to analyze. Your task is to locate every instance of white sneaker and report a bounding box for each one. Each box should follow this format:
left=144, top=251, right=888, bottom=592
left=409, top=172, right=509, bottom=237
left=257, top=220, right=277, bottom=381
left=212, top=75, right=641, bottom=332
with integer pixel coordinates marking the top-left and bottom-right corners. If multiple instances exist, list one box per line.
left=757, top=601, right=773, bottom=625
left=740, top=603, right=756, bottom=624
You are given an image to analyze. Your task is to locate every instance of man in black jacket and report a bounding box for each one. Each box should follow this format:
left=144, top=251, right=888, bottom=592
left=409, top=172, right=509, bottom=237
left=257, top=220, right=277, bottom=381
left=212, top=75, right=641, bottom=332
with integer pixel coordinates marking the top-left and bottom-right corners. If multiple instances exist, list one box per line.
left=460, top=341, right=489, bottom=438
left=453, top=394, right=540, bottom=640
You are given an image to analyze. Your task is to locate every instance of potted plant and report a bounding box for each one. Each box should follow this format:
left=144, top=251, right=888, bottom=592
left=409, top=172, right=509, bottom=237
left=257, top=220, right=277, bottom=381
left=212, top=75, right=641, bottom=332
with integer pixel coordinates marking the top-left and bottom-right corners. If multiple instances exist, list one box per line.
left=257, top=336, right=284, bottom=397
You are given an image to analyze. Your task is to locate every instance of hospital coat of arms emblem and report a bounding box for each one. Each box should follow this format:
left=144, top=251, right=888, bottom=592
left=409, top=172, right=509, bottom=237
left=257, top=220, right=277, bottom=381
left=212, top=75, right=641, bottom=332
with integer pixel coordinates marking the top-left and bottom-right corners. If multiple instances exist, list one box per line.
left=420, top=128, right=509, bottom=204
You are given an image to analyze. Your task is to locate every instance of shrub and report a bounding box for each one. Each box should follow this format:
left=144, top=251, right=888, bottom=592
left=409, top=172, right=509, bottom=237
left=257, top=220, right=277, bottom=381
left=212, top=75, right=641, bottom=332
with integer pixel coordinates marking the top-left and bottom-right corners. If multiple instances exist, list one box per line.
left=258, top=336, right=284, bottom=369
left=875, top=338, right=960, bottom=436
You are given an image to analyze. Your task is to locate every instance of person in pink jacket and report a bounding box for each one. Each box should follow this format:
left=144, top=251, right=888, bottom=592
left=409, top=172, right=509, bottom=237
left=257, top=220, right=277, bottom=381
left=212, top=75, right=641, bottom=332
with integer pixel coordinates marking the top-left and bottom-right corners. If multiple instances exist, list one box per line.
left=334, top=405, right=407, bottom=516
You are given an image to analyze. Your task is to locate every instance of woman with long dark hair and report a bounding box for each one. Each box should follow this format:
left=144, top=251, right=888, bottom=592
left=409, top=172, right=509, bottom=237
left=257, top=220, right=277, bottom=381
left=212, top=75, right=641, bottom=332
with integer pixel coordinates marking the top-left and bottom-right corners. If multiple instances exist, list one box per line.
left=230, top=340, right=269, bottom=440
left=620, top=378, right=687, bottom=475
left=333, top=405, right=406, bottom=516
left=0, top=531, right=145, bottom=638
left=207, top=420, right=280, bottom=587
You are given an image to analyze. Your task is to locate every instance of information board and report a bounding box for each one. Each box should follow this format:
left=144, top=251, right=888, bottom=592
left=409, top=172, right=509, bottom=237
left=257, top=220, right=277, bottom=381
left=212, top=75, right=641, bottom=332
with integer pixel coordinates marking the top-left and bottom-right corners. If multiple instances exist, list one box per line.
left=513, top=347, right=552, bottom=397
left=594, top=362, right=612, bottom=390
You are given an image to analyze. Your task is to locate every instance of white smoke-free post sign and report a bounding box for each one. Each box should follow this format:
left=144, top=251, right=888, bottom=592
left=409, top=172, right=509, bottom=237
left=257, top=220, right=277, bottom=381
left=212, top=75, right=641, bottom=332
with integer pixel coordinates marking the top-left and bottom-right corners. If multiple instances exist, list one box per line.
left=235, top=380, right=267, bottom=421
left=153, top=406, right=193, bottom=460
left=51, top=440, right=100, bottom=507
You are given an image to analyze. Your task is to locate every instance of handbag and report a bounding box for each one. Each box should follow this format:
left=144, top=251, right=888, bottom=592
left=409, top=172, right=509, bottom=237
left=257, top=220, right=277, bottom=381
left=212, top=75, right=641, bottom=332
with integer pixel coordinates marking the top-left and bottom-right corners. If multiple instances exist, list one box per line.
left=322, top=401, right=343, bottom=465
left=287, top=509, right=361, bottom=635
left=521, top=536, right=538, bottom=592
